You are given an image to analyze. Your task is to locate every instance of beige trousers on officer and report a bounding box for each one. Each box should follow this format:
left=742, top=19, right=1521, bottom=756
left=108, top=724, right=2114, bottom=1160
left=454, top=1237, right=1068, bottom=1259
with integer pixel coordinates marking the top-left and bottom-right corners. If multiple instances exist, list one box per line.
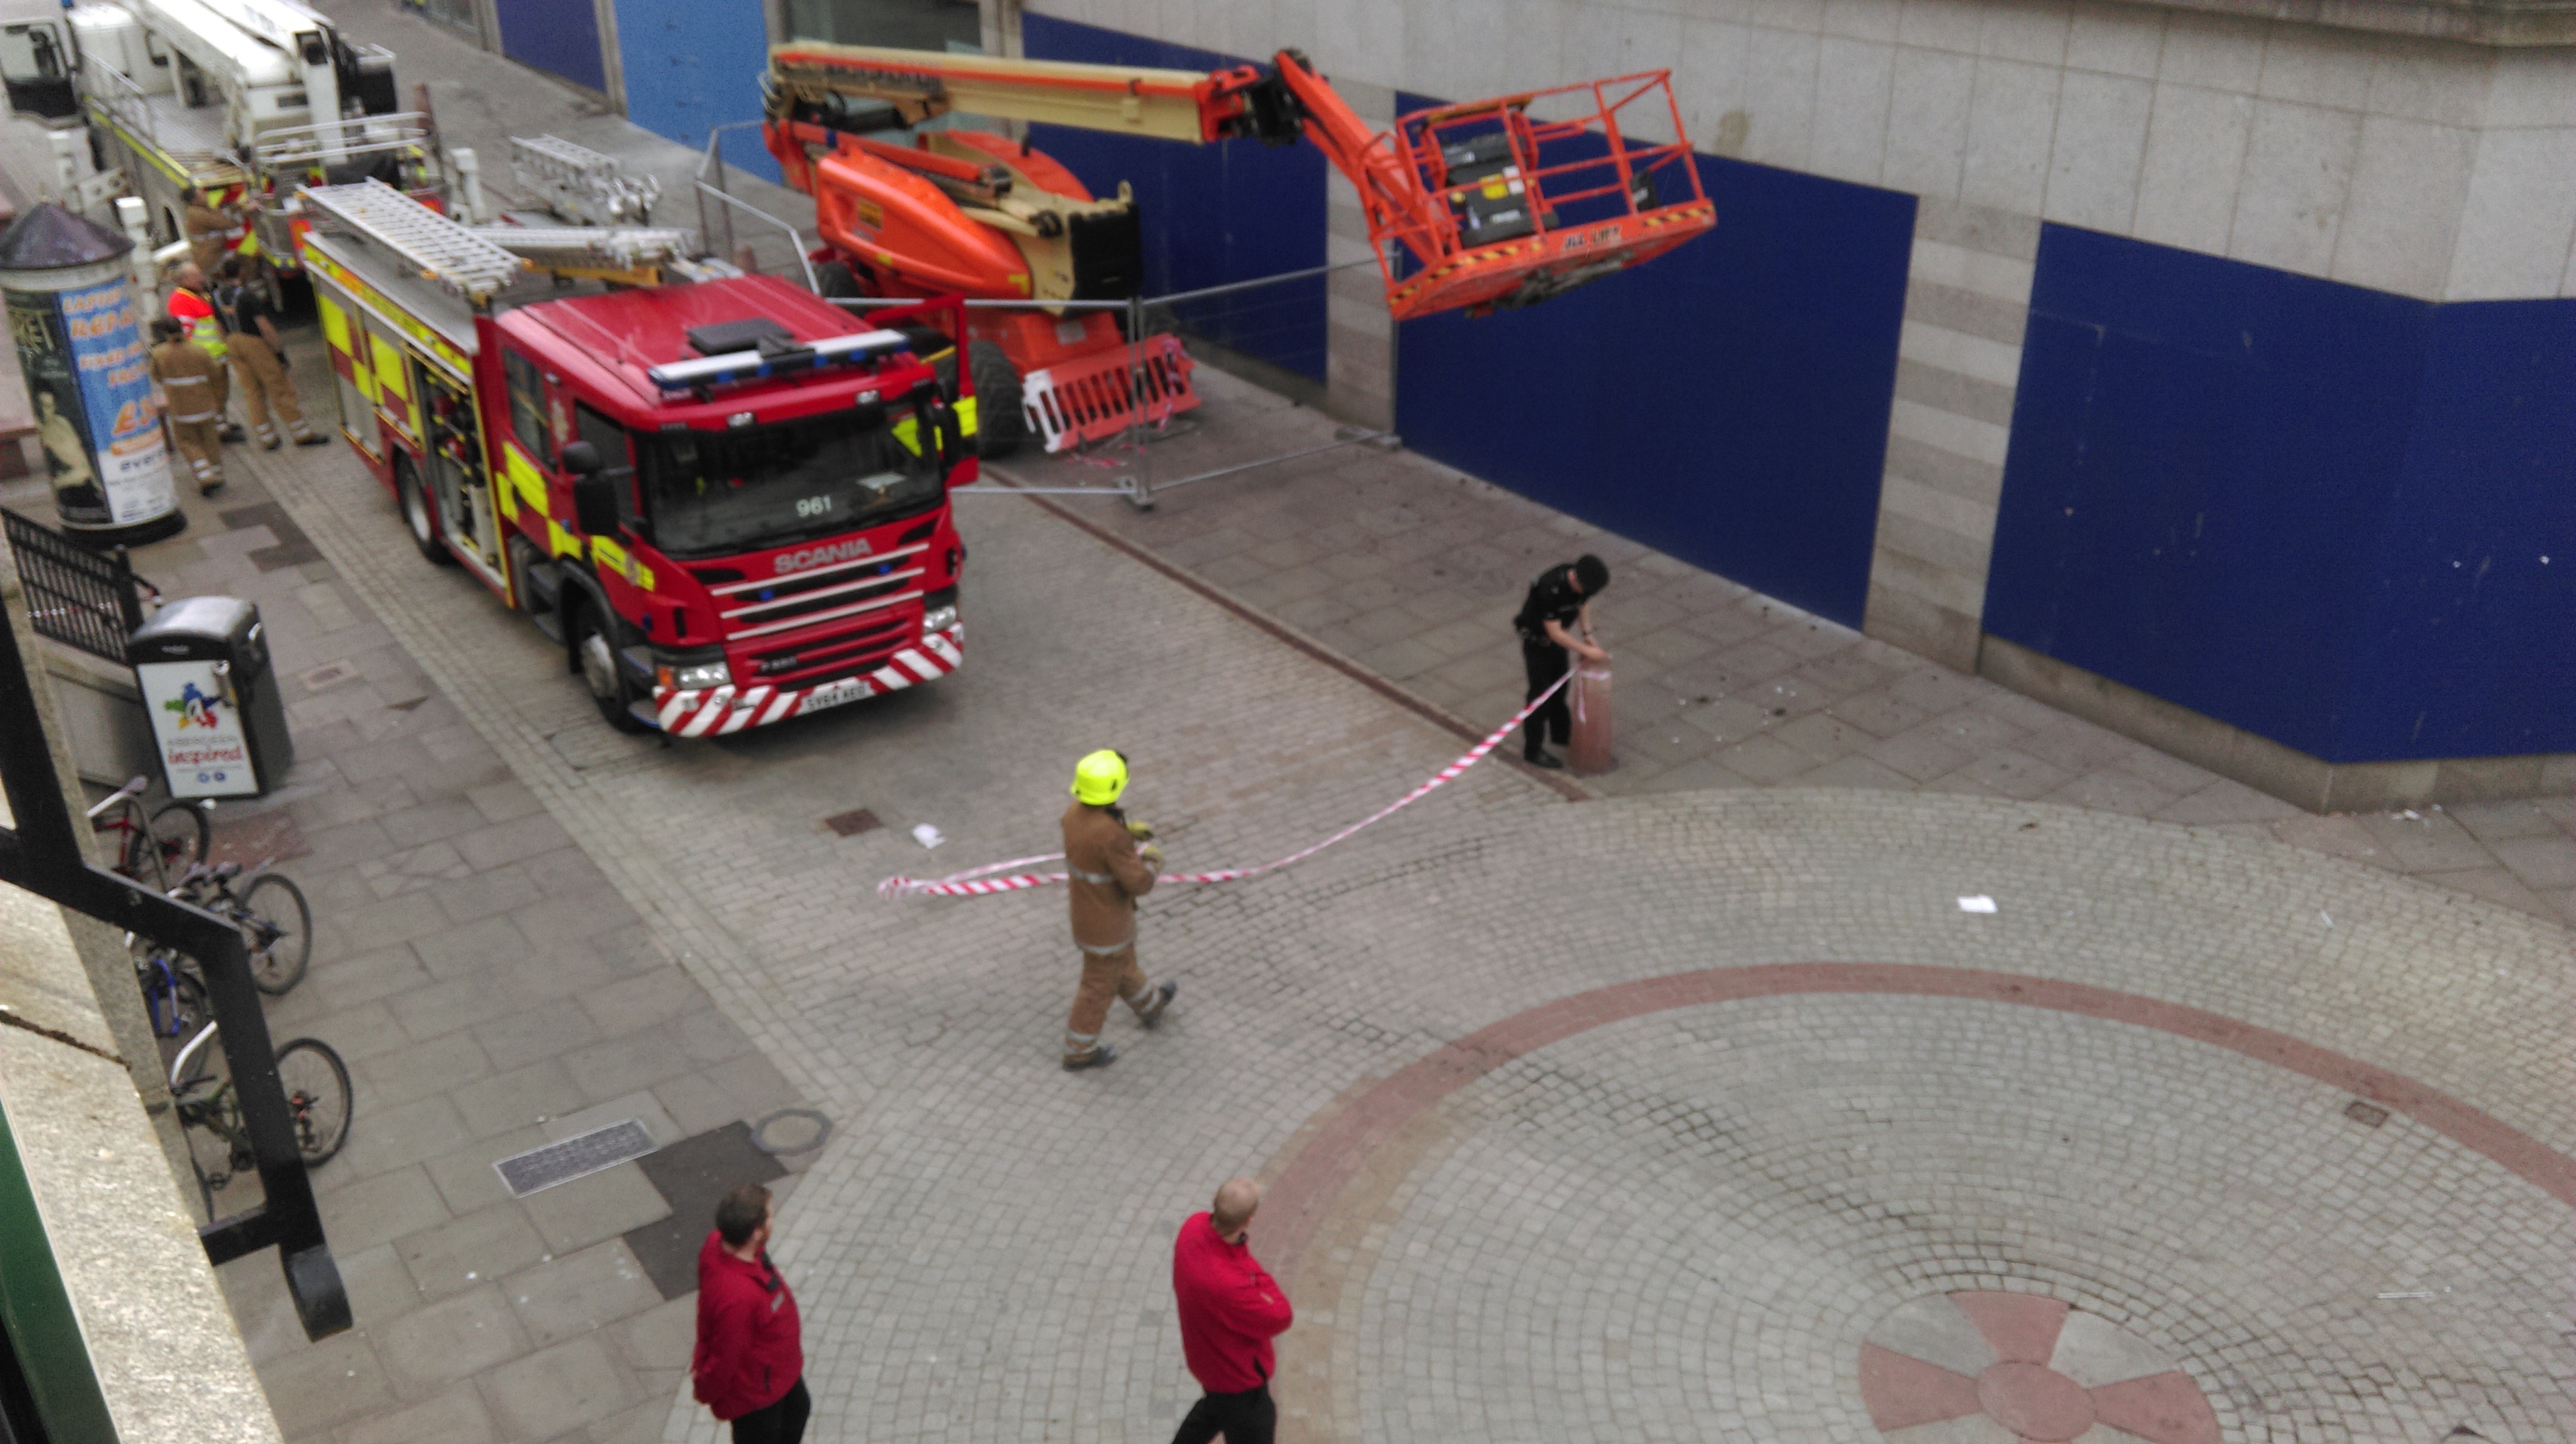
left=1065, top=944, right=1155, bottom=1059
left=193, top=355, right=231, bottom=421
left=168, top=413, right=223, bottom=492
left=227, top=333, right=308, bottom=442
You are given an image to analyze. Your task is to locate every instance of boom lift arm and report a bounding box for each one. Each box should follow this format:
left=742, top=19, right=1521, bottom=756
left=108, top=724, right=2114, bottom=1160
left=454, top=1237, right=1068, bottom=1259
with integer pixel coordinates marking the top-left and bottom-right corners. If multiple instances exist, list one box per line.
left=764, top=44, right=1715, bottom=321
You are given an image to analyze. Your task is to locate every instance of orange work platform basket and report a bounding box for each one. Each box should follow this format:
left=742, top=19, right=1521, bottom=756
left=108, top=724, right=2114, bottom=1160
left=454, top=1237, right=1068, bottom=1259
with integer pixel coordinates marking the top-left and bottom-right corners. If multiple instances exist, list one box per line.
left=1354, top=72, right=1715, bottom=322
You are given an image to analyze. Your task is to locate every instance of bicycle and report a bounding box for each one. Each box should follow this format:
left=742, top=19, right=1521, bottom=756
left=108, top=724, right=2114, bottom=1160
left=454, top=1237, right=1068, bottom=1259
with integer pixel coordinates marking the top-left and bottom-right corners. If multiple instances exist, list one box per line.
left=171, top=860, right=312, bottom=996
left=85, top=775, right=211, bottom=890
left=168, top=1022, right=352, bottom=1216
left=133, top=942, right=209, bottom=1038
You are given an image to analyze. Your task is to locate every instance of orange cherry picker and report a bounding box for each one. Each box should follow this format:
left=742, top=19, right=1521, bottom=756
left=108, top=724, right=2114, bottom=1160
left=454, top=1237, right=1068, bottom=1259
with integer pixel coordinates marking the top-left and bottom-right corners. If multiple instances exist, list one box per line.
left=762, top=44, right=1715, bottom=456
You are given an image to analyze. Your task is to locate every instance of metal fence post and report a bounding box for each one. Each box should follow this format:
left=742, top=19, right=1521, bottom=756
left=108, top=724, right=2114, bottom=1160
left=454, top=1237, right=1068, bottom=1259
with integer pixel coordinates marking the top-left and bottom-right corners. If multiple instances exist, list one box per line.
left=1124, top=292, right=1152, bottom=510
left=109, top=544, right=143, bottom=638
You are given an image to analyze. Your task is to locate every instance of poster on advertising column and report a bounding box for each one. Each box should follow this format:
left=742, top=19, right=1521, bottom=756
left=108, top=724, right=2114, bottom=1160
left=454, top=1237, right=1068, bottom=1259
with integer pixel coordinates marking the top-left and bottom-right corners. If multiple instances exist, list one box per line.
left=4, top=276, right=175, bottom=532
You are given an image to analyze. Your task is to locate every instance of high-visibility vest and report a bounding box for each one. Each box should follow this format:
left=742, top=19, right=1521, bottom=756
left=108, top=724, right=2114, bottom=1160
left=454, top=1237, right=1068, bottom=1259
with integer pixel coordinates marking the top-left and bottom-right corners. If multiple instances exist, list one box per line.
left=168, top=287, right=226, bottom=361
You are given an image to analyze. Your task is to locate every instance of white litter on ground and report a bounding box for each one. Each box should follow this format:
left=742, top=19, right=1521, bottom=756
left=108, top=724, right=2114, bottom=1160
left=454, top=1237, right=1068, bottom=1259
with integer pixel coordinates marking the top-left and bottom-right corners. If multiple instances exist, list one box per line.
left=912, top=824, right=946, bottom=850
left=1957, top=895, right=1998, bottom=914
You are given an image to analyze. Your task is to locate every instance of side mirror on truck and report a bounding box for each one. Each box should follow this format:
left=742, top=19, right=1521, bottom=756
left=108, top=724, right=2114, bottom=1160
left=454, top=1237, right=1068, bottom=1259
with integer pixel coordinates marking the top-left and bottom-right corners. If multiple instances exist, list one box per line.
left=561, top=441, right=621, bottom=537
left=908, top=382, right=959, bottom=478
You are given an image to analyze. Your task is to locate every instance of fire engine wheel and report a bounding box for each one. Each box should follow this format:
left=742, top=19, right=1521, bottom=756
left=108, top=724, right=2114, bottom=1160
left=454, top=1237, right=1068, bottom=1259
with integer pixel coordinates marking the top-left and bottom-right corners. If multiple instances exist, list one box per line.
left=574, top=608, right=653, bottom=734
left=395, top=459, right=451, bottom=567
left=968, top=339, right=1026, bottom=459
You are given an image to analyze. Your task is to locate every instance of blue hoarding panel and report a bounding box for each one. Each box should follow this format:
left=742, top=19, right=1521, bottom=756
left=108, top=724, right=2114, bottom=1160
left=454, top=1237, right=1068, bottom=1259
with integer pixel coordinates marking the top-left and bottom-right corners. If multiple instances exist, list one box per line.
left=496, top=0, right=605, bottom=95
left=1395, top=140, right=1914, bottom=628
left=2349, top=300, right=2576, bottom=759
left=612, top=0, right=777, bottom=180
left=1019, top=15, right=1326, bottom=380
left=1985, top=225, right=2576, bottom=763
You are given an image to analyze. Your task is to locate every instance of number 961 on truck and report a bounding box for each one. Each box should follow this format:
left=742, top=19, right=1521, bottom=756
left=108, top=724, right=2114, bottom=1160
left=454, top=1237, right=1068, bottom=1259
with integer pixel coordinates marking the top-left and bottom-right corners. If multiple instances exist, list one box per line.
left=293, top=180, right=972, bottom=738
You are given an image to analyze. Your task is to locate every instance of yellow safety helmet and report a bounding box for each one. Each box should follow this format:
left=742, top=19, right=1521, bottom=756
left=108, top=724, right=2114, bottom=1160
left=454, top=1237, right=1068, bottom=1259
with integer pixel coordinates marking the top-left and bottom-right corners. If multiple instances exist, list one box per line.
left=1071, top=749, right=1128, bottom=806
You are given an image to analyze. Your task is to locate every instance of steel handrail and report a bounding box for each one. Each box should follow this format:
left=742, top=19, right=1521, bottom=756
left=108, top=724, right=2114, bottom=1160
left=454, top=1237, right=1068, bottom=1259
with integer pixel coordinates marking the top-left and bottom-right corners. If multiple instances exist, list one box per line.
left=695, top=121, right=818, bottom=291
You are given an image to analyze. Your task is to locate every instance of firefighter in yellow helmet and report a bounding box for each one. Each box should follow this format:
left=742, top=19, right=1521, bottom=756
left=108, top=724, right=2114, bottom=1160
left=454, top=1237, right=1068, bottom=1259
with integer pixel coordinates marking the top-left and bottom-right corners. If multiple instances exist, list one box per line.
left=1059, top=749, right=1173, bottom=1071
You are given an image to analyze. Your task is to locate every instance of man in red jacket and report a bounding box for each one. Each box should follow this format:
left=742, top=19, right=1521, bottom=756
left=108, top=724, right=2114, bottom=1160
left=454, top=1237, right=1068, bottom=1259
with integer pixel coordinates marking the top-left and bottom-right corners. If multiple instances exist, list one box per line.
left=1171, top=1177, right=1294, bottom=1444
left=694, top=1183, right=810, bottom=1443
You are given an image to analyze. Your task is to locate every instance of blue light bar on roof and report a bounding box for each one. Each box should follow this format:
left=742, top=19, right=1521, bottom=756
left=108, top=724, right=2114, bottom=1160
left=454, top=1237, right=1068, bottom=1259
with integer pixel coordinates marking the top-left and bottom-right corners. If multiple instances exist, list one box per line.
left=645, top=329, right=914, bottom=394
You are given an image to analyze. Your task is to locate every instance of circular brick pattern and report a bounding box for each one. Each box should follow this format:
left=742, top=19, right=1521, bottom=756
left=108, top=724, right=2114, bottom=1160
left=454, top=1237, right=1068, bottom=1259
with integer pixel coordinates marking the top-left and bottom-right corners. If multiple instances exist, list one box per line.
left=1862, top=1290, right=2217, bottom=1443
left=1976, top=1362, right=2095, bottom=1440
left=1297, top=995, right=2569, bottom=1444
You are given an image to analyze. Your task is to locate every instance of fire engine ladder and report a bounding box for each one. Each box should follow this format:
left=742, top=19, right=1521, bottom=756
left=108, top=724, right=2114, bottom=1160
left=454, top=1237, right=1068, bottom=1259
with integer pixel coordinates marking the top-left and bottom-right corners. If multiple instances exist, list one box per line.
left=471, top=224, right=699, bottom=284
left=300, top=179, right=530, bottom=302
left=509, top=135, right=662, bottom=226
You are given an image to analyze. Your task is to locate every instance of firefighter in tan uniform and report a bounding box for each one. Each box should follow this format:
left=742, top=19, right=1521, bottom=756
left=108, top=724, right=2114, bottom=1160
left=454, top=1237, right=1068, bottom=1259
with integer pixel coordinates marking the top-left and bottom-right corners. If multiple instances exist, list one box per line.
left=1060, top=750, right=1176, bottom=1071
left=149, top=317, right=225, bottom=494
left=181, top=187, right=239, bottom=276
left=165, top=264, right=242, bottom=441
left=213, top=258, right=322, bottom=447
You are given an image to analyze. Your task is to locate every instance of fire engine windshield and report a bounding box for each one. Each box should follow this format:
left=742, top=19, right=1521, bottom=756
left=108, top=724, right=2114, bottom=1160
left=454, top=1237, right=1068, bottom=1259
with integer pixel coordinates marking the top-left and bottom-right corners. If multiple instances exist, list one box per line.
left=639, top=408, right=941, bottom=557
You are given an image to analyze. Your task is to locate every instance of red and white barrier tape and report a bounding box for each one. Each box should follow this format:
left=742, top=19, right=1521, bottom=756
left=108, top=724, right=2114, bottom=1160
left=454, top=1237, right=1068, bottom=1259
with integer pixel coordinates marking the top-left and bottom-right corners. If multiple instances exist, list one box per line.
left=877, top=673, right=1570, bottom=900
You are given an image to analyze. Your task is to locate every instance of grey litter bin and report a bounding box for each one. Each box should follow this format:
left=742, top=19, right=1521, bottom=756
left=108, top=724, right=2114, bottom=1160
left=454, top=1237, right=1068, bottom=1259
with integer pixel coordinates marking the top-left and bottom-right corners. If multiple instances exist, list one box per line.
left=128, top=596, right=293, bottom=799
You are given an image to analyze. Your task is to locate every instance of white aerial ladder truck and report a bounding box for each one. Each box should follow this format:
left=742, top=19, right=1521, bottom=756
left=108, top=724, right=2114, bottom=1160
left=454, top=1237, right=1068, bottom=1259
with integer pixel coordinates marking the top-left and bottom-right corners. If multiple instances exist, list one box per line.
left=0, top=0, right=449, bottom=271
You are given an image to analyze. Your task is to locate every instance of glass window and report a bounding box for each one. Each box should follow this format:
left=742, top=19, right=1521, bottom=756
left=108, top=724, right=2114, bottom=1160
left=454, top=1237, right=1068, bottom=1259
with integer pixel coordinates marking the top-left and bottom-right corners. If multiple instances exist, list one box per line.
left=638, top=407, right=941, bottom=558
left=1, top=22, right=76, bottom=121
left=784, top=0, right=979, bottom=48
left=1, top=23, right=68, bottom=80
left=575, top=403, right=642, bottom=528
left=503, top=350, right=553, bottom=467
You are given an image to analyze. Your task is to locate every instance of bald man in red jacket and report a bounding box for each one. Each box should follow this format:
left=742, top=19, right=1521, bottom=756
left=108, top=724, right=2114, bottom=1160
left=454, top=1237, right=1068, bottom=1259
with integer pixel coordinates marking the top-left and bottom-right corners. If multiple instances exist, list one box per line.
left=1171, top=1177, right=1294, bottom=1444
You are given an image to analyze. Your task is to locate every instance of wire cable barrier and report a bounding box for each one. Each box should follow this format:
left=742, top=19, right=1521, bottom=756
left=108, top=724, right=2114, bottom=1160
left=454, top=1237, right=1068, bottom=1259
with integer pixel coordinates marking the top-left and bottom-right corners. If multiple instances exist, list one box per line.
left=878, top=673, right=1570, bottom=900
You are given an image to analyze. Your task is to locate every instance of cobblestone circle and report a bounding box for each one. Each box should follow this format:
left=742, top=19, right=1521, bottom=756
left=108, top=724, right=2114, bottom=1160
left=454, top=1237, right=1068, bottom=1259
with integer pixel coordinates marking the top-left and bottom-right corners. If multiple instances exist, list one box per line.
left=233, top=396, right=2572, bottom=1444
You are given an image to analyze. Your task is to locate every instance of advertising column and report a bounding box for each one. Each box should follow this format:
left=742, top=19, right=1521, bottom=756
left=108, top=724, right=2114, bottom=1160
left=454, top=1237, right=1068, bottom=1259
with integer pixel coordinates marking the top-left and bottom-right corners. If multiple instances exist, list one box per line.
left=0, top=203, right=180, bottom=545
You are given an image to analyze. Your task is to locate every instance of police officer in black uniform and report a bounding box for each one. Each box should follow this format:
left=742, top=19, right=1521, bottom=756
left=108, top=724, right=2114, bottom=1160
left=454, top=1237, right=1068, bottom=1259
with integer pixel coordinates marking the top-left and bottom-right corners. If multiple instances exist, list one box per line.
left=1512, top=554, right=1611, bottom=769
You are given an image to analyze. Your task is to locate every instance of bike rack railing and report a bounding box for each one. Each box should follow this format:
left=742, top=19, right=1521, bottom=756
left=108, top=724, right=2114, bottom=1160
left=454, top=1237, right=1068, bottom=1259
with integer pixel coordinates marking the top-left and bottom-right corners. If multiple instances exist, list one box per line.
left=0, top=575, right=349, bottom=1342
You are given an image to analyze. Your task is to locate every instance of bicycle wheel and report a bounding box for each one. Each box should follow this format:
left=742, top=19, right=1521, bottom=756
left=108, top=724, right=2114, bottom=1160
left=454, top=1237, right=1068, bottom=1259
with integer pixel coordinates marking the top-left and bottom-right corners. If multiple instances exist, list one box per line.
left=131, top=801, right=210, bottom=884
left=273, top=1038, right=351, bottom=1165
left=133, top=954, right=176, bottom=1037
left=168, top=963, right=209, bottom=1038
left=239, top=873, right=312, bottom=995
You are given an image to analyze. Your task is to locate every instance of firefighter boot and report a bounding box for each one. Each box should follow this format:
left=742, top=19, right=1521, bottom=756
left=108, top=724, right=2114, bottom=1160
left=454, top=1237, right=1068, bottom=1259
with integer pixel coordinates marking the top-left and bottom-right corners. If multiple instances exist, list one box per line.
left=1134, top=980, right=1176, bottom=1030
left=1061, top=1043, right=1119, bottom=1073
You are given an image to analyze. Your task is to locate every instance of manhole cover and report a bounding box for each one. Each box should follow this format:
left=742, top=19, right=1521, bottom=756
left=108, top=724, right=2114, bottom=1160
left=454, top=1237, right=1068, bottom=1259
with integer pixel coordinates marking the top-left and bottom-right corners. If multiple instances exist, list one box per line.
left=822, top=808, right=883, bottom=837
left=1859, top=1291, right=2218, bottom=1443
left=494, top=1120, right=655, bottom=1198
left=752, top=1108, right=833, bottom=1155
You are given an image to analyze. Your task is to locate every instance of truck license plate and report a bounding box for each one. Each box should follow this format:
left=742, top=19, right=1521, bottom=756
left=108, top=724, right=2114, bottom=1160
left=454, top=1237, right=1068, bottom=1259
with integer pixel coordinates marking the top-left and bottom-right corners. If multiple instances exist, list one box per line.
left=798, top=679, right=871, bottom=715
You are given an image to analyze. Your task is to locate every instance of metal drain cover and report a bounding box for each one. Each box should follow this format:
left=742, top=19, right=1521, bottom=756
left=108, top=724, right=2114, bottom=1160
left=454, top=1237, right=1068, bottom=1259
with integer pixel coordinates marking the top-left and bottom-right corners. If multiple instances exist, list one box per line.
left=494, top=1120, right=655, bottom=1197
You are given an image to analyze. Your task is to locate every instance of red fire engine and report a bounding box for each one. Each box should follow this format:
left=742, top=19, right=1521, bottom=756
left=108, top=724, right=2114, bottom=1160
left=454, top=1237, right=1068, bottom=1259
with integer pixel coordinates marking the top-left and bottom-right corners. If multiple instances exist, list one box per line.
left=294, top=180, right=969, bottom=736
